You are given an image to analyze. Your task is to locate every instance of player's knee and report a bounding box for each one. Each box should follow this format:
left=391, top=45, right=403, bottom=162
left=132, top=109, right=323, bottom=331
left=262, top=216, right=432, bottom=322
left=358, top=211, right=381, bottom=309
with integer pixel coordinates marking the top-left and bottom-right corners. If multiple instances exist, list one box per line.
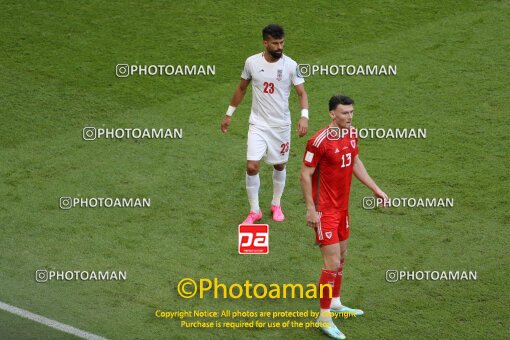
left=330, top=259, right=342, bottom=271
left=325, top=256, right=341, bottom=271
left=273, top=163, right=286, bottom=171
left=246, top=162, right=260, bottom=175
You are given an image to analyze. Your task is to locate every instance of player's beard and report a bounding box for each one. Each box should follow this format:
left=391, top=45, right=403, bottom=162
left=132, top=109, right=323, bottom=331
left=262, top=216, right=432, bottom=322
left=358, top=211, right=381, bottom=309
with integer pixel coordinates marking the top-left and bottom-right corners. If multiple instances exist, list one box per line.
left=269, top=49, right=283, bottom=60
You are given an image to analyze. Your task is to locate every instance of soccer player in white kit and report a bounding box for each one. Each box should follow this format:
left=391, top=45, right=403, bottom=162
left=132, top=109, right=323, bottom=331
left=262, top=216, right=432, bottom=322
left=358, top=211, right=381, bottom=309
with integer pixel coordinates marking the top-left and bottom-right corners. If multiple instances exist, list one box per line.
left=221, top=24, right=309, bottom=224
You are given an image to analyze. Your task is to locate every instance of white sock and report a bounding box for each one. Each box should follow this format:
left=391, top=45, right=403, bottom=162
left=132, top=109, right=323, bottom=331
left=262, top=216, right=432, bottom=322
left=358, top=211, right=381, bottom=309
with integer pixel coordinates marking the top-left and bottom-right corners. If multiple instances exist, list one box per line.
left=271, top=168, right=286, bottom=206
left=331, top=297, right=341, bottom=307
left=319, top=308, right=332, bottom=321
left=246, top=173, right=260, bottom=213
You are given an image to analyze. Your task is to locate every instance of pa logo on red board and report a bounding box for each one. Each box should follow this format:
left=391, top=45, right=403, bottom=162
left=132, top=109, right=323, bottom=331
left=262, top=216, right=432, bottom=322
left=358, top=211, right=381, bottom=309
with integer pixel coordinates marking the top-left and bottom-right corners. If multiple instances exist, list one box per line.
left=238, top=224, right=269, bottom=254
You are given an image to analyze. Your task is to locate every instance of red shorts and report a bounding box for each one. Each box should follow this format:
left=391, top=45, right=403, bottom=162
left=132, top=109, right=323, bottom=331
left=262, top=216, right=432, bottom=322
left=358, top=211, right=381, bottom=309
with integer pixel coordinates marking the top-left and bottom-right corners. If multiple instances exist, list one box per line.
left=315, top=210, right=350, bottom=245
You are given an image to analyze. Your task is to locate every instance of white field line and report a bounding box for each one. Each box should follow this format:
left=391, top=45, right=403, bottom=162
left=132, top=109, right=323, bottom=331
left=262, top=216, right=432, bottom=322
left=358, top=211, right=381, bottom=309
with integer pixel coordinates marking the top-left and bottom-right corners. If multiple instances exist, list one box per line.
left=0, top=301, right=107, bottom=340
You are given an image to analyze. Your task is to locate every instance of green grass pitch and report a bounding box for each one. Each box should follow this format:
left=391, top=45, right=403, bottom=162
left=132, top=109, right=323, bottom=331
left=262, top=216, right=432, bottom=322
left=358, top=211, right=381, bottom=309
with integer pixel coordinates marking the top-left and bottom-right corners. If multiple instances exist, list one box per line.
left=0, top=0, right=508, bottom=339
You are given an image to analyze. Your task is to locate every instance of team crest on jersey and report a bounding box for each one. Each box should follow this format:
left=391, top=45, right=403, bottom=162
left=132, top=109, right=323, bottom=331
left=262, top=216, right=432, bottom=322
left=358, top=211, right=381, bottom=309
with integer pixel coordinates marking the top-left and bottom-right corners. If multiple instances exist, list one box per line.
left=351, top=140, right=356, bottom=149
left=276, top=69, right=283, bottom=81
left=325, top=231, right=332, bottom=239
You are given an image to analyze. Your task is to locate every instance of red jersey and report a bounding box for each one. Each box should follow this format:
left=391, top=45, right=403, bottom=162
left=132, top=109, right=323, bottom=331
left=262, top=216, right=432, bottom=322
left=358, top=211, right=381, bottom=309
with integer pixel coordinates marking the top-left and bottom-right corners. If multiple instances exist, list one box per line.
left=303, top=127, right=359, bottom=212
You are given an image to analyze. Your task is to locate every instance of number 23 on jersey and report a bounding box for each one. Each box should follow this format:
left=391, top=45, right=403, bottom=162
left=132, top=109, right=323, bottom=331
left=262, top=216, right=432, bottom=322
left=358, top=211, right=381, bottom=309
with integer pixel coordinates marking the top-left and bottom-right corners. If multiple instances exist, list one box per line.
left=263, top=82, right=274, bottom=94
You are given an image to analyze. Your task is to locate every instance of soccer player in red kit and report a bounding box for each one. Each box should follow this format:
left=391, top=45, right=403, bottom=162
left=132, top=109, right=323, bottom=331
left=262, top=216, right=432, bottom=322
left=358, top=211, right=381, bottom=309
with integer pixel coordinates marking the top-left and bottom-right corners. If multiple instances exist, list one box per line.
left=300, top=95, right=388, bottom=339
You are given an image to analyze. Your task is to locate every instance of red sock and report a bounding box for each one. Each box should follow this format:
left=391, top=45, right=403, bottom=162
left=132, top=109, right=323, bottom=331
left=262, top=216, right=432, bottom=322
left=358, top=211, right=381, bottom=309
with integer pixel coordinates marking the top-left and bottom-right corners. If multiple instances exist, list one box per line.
left=319, top=269, right=337, bottom=309
left=333, top=259, right=344, bottom=298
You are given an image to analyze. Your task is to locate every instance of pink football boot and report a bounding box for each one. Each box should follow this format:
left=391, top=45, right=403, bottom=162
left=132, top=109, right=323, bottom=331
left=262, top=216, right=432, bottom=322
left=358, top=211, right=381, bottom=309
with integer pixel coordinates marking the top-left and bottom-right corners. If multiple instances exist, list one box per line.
left=242, top=211, right=262, bottom=224
left=271, top=205, right=285, bottom=222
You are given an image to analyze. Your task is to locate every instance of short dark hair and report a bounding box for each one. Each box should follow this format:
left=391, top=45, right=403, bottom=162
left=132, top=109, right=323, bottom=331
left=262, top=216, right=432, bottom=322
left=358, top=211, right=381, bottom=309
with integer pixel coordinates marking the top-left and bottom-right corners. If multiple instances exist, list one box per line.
left=329, top=95, right=354, bottom=111
left=262, top=24, right=285, bottom=40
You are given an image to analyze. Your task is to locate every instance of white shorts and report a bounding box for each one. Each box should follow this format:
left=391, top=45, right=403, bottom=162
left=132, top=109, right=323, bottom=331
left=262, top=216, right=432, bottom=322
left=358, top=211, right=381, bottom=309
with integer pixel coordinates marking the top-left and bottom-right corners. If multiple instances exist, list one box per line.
left=246, top=124, right=291, bottom=165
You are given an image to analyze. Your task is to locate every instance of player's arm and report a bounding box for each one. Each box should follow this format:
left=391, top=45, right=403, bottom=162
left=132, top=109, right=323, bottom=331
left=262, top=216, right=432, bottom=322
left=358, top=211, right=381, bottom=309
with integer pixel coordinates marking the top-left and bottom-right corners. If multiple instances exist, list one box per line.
left=220, top=78, right=251, bottom=134
left=300, top=164, right=319, bottom=228
left=353, top=155, right=388, bottom=203
left=294, top=84, right=309, bottom=137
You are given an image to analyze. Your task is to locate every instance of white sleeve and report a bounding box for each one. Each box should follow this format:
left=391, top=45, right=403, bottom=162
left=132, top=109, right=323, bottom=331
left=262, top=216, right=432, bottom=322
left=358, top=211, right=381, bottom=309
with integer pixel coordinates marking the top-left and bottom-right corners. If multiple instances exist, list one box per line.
left=241, top=58, right=251, bottom=80
left=291, top=61, right=305, bottom=86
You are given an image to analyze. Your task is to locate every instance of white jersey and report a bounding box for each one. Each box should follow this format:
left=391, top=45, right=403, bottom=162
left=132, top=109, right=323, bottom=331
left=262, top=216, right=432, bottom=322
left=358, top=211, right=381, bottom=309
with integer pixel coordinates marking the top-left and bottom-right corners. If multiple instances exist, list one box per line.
left=241, top=53, right=304, bottom=127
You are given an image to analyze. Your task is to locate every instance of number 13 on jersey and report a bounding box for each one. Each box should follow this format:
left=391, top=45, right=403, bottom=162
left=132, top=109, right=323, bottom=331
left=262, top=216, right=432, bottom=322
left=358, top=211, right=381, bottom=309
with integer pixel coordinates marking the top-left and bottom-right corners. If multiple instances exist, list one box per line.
left=341, top=153, right=352, bottom=168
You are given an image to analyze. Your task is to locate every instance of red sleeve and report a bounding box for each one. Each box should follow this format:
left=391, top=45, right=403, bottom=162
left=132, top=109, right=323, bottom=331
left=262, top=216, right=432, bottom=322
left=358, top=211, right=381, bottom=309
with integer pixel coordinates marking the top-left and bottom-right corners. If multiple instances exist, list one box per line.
left=303, top=138, right=321, bottom=167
